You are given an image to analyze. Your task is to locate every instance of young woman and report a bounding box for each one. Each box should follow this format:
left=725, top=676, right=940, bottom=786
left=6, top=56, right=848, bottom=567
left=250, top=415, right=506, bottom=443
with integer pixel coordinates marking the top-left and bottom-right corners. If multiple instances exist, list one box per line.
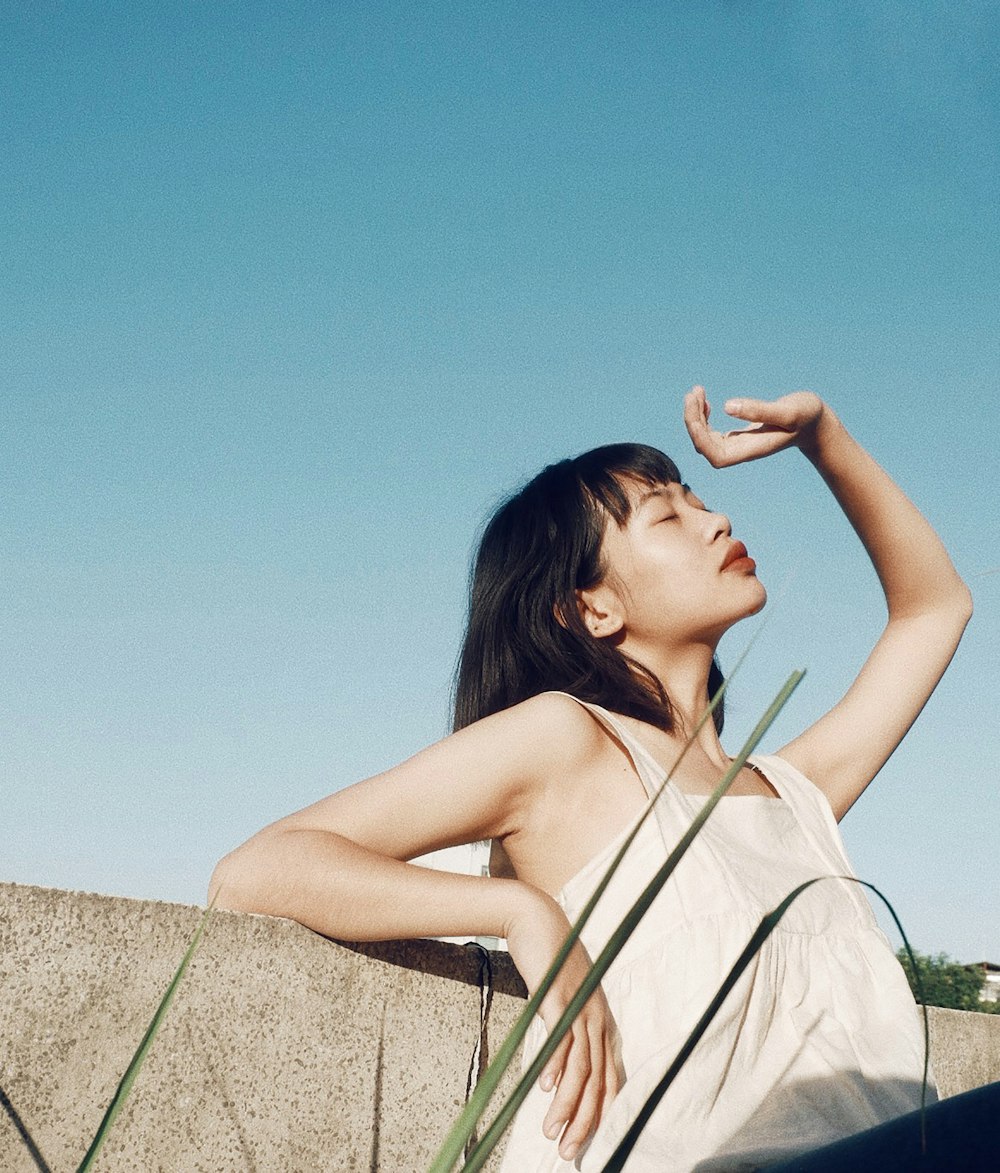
left=210, top=389, right=975, bottom=1170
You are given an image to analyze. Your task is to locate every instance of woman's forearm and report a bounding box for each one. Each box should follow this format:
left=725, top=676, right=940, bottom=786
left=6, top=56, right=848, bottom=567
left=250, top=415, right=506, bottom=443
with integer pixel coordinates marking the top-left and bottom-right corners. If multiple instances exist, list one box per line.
left=800, top=405, right=972, bottom=622
left=688, top=387, right=973, bottom=807
left=209, top=827, right=529, bottom=943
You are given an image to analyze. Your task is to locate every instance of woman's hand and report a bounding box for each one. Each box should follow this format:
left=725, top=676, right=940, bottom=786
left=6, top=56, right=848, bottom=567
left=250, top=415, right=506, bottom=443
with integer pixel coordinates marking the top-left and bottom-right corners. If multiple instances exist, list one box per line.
left=682, top=382, right=972, bottom=822
left=505, top=887, right=622, bottom=1163
left=684, top=384, right=827, bottom=468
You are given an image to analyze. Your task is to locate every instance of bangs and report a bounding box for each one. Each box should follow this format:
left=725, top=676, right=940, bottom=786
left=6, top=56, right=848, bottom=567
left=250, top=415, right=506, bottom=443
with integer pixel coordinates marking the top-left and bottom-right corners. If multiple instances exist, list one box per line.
left=571, top=443, right=682, bottom=526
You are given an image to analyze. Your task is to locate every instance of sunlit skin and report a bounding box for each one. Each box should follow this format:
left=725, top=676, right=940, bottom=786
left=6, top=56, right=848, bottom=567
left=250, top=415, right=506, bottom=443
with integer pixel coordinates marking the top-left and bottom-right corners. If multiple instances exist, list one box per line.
left=577, top=478, right=767, bottom=723
left=209, top=388, right=971, bottom=1162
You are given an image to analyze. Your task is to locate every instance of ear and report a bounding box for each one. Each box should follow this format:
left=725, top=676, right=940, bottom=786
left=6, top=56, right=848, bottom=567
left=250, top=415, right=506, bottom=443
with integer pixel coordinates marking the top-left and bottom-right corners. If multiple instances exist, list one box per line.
left=574, top=584, right=625, bottom=640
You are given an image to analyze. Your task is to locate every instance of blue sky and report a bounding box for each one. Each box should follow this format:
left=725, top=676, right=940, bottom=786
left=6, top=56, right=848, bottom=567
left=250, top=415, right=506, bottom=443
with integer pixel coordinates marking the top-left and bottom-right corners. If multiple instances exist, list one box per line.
left=2, top=1, right=997, bottom=963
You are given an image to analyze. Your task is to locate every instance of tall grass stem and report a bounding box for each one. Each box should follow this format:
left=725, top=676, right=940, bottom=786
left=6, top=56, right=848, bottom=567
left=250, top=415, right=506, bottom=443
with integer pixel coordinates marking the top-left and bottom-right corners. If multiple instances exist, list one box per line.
left=454, top=671, right=804, bottom=1173
left=76, top=904, right=215, bottom=1173
left=426, top=626, right=780, bottom=1173
left=600, top=877, right=929, bottom=1170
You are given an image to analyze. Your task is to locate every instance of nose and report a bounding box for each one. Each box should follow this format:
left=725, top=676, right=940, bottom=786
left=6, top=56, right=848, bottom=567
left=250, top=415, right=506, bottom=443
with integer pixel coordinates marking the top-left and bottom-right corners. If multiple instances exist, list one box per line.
left=707, top=510, right=731, bottom=542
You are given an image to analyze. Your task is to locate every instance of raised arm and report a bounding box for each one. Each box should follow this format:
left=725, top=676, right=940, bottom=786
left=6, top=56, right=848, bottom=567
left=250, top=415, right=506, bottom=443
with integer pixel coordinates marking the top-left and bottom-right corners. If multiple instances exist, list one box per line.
left=685, top=387, right=973, bottom=819
left=209, top=691, right=620, bottom=1162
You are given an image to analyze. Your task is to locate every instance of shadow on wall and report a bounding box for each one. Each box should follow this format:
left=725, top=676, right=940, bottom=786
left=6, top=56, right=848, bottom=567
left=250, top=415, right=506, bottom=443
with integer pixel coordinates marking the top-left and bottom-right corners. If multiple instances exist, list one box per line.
left=0, top=1084, right=53, bottom=1173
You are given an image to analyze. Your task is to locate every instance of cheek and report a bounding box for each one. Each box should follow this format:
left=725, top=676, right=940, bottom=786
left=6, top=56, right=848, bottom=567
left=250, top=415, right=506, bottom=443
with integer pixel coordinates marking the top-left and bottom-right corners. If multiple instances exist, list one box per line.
left=627, top=561, right=701, bottom=622
left=602, top=532, right=699, bottom=619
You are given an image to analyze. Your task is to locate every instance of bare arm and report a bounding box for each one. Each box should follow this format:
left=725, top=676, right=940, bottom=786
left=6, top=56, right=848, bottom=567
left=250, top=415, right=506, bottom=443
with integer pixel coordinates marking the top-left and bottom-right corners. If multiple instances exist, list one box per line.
left=209, top=707, right=537, bottom=941
left=686, top=387, right=972, bottom=819
left=209, top=692, right=620, bottom=1162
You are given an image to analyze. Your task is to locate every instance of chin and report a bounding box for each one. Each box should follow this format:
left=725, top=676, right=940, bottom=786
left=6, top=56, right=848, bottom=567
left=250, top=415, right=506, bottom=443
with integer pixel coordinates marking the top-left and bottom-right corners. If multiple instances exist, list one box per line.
left=744, top=582, right=768, bottom=617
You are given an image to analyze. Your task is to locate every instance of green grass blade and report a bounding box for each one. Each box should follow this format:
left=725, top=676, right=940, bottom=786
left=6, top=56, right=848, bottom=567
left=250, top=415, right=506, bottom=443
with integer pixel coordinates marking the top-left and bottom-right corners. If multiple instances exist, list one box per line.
left=426, top=663, right=739, bottom=1173
left=76, top=903, right=215, bottom=1173
left=599, top=876, right=929, bottom=1170
left=854, top=880, right=931, bottom=1152
left=426, top=634, right=772, bottom=1173
left=456, top=670, right=805, bottom=1173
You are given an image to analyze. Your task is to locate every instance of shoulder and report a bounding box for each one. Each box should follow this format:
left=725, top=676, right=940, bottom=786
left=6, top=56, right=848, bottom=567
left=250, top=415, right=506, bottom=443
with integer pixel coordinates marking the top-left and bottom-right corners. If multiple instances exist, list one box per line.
left=460, top=691, right=611, bottom=777
left=430, top=693, right=614, bottom=842
left=276, top=692, right=614, bottom=855
left=366, top=691, right=610, bottom=810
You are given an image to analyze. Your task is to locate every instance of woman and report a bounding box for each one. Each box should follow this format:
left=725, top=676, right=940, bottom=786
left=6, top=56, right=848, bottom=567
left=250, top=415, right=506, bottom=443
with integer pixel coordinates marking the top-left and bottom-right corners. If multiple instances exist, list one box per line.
left=210, top=388, right=974, bottom=1169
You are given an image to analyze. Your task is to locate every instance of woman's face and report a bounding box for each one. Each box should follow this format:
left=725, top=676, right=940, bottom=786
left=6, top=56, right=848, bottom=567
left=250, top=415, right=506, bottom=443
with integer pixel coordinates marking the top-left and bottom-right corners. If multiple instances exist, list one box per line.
left=594, top=479, right=767, bottom=649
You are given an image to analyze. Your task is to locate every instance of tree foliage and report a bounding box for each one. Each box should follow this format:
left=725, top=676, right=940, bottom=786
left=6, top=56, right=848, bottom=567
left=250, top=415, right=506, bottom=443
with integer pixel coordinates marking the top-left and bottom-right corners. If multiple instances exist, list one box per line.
left=896, top=948, right=985, bottom=1011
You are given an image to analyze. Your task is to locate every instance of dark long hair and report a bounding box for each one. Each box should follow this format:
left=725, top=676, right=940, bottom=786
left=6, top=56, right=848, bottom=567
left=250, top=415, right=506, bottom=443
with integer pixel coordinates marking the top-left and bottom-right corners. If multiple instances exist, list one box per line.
left=452, top=443, right=725, bottom=734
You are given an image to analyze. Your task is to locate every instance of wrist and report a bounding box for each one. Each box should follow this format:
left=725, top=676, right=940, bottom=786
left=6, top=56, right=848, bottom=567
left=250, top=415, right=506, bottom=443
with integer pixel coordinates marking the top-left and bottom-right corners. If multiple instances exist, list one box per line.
left=501, top=878, right=561, bottom=940
left=798, top=401, right=844, bottom=464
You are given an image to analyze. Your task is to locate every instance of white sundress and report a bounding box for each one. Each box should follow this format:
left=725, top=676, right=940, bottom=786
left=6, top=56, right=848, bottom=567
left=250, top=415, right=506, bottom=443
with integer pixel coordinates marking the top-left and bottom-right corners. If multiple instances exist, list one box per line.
left=497, top=696, right=933, bottom=1172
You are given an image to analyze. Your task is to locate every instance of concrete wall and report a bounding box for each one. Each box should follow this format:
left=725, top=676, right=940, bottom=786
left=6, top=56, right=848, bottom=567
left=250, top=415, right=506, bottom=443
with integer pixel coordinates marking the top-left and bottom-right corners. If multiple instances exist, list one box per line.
left=0, top=884, right=526, bottom=1173
left=2, top=883, right=999, bottom=1173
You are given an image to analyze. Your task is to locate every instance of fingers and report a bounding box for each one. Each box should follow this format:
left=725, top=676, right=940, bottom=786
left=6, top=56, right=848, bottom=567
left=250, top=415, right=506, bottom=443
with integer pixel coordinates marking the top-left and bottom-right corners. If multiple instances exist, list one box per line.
left=684, top=385, right=729, bottom=468
left=542, top=1021, right=592, bottom=1157
left=682, top=384, right=709, bottom=431
left=605, top=1021, right=624, bottom=1102
left=539, top=1003, right=618, bottom=1162
left=723, top=395, right=800, bottom=429
left=723, top=396, right=773, bottom=422
left=539, top=1031, right=570, bottom=1093
left=684, top=386, right=818, bottom=467
left=512, top=915, right=619, bottom=1160
left=559, top=1033, right=606, bottom=1159
left=723, top=390, right=823, bottom=430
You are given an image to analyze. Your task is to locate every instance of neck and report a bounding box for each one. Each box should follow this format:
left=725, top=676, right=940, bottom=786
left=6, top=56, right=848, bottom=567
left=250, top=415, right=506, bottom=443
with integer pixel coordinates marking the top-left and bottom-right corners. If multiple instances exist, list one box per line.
left=625, top=637, right=728, bottom=761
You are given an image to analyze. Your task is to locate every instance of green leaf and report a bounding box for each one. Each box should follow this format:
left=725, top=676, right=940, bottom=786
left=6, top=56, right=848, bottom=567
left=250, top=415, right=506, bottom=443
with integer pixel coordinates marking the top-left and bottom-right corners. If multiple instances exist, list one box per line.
left=425, top=658, right=735, bottom=1173
left=599, top=877, right=930, bottom=1170
left=76, top=903, right=215, bottom=1173
left=445, top=669, right=804, bottom=1173
left=427, top=643, right=747, bottom=1173
left=426, top=627, right=777, bottom=1173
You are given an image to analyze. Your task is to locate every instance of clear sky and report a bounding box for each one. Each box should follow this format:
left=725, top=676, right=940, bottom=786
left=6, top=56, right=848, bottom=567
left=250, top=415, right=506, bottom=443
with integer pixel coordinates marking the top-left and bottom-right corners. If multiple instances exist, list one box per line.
left=3, top=2, right=997, bottom=963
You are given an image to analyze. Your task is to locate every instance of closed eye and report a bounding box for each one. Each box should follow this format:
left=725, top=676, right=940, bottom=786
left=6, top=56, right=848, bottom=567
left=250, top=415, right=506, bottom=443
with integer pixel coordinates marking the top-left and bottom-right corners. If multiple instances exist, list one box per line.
left=682, top=486, right=708, bottom=511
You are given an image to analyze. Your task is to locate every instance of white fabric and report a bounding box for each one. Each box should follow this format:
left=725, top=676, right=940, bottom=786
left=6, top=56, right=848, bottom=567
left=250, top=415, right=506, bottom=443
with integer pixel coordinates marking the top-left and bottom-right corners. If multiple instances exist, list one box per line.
left=497, top=696, right=933, bottom=1172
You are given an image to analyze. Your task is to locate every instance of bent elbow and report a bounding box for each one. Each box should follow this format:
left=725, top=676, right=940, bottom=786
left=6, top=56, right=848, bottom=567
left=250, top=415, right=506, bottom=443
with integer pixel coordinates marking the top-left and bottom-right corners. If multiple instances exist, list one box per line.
left=924, top=577, right=973, bottom=634
left=941, top=580, right=974, bottom=652
left=208, top=842, right=268, bottom=914
left=207, top=851, right=241, bottom=911
left=946, top=577, right=974, bottom=633
left=944, top=579, right=974, bottom=638
left=958, top=581, right=974, bottom=627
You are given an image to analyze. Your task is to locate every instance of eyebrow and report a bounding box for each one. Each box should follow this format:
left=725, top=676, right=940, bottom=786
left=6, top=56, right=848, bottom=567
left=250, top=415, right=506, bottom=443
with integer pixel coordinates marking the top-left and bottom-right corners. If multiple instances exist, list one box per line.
left=635, top=482, right=692, bottom=509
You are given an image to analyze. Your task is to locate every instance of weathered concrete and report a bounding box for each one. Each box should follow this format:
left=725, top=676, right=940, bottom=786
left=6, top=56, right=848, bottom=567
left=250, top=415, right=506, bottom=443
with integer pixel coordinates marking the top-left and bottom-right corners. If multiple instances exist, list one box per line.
left=0, top=884, right=526, bottom=1172
left=1, top=882, right=999, bottom=1172
left=927, top=1005, right=1000, bottom=1098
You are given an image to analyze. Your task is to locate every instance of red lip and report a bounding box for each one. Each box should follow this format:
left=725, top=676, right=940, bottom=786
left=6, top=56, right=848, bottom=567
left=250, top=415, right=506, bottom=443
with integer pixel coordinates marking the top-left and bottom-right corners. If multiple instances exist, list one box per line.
left=721, top=541, right=756, bottom=572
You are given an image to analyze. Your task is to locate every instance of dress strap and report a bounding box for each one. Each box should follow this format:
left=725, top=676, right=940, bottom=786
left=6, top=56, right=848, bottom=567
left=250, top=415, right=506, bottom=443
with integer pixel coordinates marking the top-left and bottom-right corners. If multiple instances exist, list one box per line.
left=544, top=691, right=666, bottom=802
